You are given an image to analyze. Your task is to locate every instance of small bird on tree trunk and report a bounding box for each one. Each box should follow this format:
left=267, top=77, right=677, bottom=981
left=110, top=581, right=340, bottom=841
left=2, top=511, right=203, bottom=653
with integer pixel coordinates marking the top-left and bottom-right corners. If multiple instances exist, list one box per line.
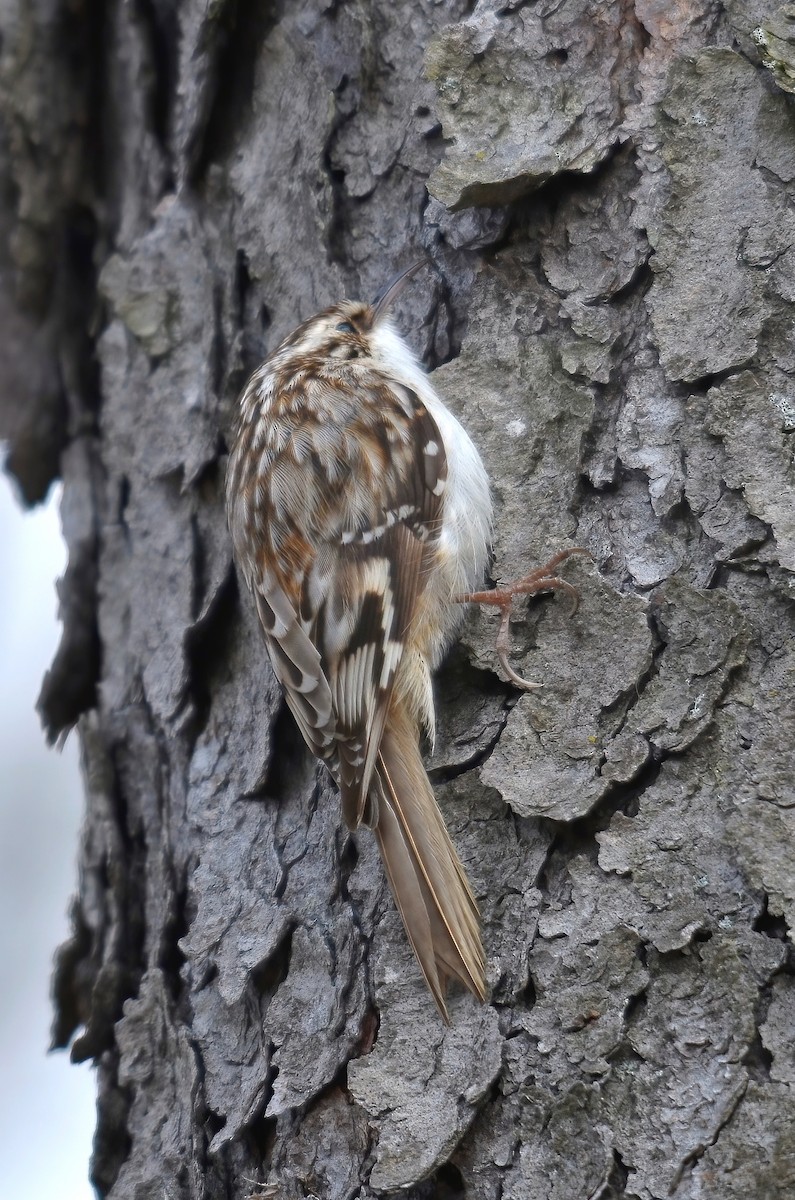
left=226, top=262, right=584, bottom=1020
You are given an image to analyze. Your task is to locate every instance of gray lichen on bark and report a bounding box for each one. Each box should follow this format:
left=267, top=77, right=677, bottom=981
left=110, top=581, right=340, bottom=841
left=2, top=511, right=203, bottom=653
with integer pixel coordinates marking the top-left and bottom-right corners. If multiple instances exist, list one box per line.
left=1, top=0, right=794, bottom=1197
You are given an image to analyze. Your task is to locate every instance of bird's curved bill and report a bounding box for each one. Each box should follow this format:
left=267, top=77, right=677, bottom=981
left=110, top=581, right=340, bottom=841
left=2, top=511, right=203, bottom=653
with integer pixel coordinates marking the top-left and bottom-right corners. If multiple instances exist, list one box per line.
left=372, top=260, right=428, bottom=319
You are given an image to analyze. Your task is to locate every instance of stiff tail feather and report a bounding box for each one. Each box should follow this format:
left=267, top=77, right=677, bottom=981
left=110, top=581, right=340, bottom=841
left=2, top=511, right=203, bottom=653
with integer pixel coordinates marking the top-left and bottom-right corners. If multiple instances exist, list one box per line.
left=371, top=704, right=486, bottom=1022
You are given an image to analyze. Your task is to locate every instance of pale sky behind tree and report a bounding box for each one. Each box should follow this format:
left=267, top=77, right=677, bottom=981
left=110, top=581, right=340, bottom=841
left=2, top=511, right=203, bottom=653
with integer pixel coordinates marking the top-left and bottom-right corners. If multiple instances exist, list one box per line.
left=0, top=473, right=95, bottom=1199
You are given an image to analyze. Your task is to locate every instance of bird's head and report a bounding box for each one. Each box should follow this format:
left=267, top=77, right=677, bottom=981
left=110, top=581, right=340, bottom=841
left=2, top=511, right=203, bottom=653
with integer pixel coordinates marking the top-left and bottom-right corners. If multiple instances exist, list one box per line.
left=271, top=261, right=427, bottom=371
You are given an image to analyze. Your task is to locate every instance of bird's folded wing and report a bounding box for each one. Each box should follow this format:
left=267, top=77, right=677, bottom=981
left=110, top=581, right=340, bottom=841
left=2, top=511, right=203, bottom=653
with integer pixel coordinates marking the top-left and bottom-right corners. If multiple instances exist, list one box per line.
left=257, top=368, right=448, bottom=824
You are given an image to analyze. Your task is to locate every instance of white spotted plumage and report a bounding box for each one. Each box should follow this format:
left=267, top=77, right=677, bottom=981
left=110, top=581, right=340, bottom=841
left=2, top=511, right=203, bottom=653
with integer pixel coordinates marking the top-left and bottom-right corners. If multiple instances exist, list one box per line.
left=226, top=265, right=492, bottom=1020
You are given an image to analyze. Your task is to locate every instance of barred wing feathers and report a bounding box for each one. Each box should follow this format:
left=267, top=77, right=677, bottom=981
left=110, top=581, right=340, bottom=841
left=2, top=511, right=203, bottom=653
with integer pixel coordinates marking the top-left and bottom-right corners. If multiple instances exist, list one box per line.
left=230, top=363, right=447, bottom=827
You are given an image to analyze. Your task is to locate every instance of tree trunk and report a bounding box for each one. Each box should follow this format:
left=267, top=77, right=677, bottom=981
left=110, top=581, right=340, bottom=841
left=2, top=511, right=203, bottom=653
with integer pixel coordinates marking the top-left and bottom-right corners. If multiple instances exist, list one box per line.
left=2, top=1, right=794, bottom=1197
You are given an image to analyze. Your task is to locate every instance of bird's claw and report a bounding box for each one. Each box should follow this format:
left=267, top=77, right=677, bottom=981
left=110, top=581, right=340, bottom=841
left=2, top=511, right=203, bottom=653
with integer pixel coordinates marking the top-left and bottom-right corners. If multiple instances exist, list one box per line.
left=457, top=546, right=591, bottom=690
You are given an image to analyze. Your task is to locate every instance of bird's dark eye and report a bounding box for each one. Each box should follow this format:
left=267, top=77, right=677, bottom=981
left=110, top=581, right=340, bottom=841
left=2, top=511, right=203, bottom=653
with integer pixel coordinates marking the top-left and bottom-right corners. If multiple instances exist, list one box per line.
left=336, top=321, right=355, bottom=334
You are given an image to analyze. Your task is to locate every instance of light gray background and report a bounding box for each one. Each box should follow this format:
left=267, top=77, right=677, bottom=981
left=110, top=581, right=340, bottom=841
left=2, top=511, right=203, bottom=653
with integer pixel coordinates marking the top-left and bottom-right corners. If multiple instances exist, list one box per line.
left=0, top=475, right=94, bottom=1199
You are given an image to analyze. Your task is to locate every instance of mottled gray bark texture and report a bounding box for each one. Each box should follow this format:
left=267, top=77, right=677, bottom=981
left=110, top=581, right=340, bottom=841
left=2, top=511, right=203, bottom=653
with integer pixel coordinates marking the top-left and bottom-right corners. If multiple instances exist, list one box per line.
left=2, top=0, right=794, bottom=1197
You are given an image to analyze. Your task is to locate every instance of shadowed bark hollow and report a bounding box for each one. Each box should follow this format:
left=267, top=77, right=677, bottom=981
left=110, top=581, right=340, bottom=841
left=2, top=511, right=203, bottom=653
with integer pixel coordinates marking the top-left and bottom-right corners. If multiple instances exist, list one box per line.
left=1, top=1, right=794, bottom=1197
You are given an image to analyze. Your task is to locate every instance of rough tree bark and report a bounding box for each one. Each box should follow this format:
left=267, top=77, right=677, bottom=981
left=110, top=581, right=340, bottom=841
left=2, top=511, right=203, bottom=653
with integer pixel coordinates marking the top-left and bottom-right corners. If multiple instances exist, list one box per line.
left=1, top=1, right=794, bottom=1197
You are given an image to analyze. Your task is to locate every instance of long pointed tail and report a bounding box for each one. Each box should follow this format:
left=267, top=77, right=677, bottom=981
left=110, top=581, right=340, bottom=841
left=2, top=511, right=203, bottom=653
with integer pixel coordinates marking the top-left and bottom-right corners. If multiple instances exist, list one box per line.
left=371, top=703, right=486, bottom=1021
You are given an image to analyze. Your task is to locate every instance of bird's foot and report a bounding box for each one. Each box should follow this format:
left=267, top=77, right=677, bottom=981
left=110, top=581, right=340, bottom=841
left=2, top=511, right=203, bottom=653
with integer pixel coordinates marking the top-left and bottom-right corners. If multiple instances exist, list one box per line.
left=457, top=547, right=591, bottom=690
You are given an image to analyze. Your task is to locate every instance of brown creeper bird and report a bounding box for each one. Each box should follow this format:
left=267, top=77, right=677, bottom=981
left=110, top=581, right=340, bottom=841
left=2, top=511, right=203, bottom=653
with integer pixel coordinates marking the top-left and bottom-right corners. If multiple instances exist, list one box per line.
left=226, top=263, right=584, bottom=1020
